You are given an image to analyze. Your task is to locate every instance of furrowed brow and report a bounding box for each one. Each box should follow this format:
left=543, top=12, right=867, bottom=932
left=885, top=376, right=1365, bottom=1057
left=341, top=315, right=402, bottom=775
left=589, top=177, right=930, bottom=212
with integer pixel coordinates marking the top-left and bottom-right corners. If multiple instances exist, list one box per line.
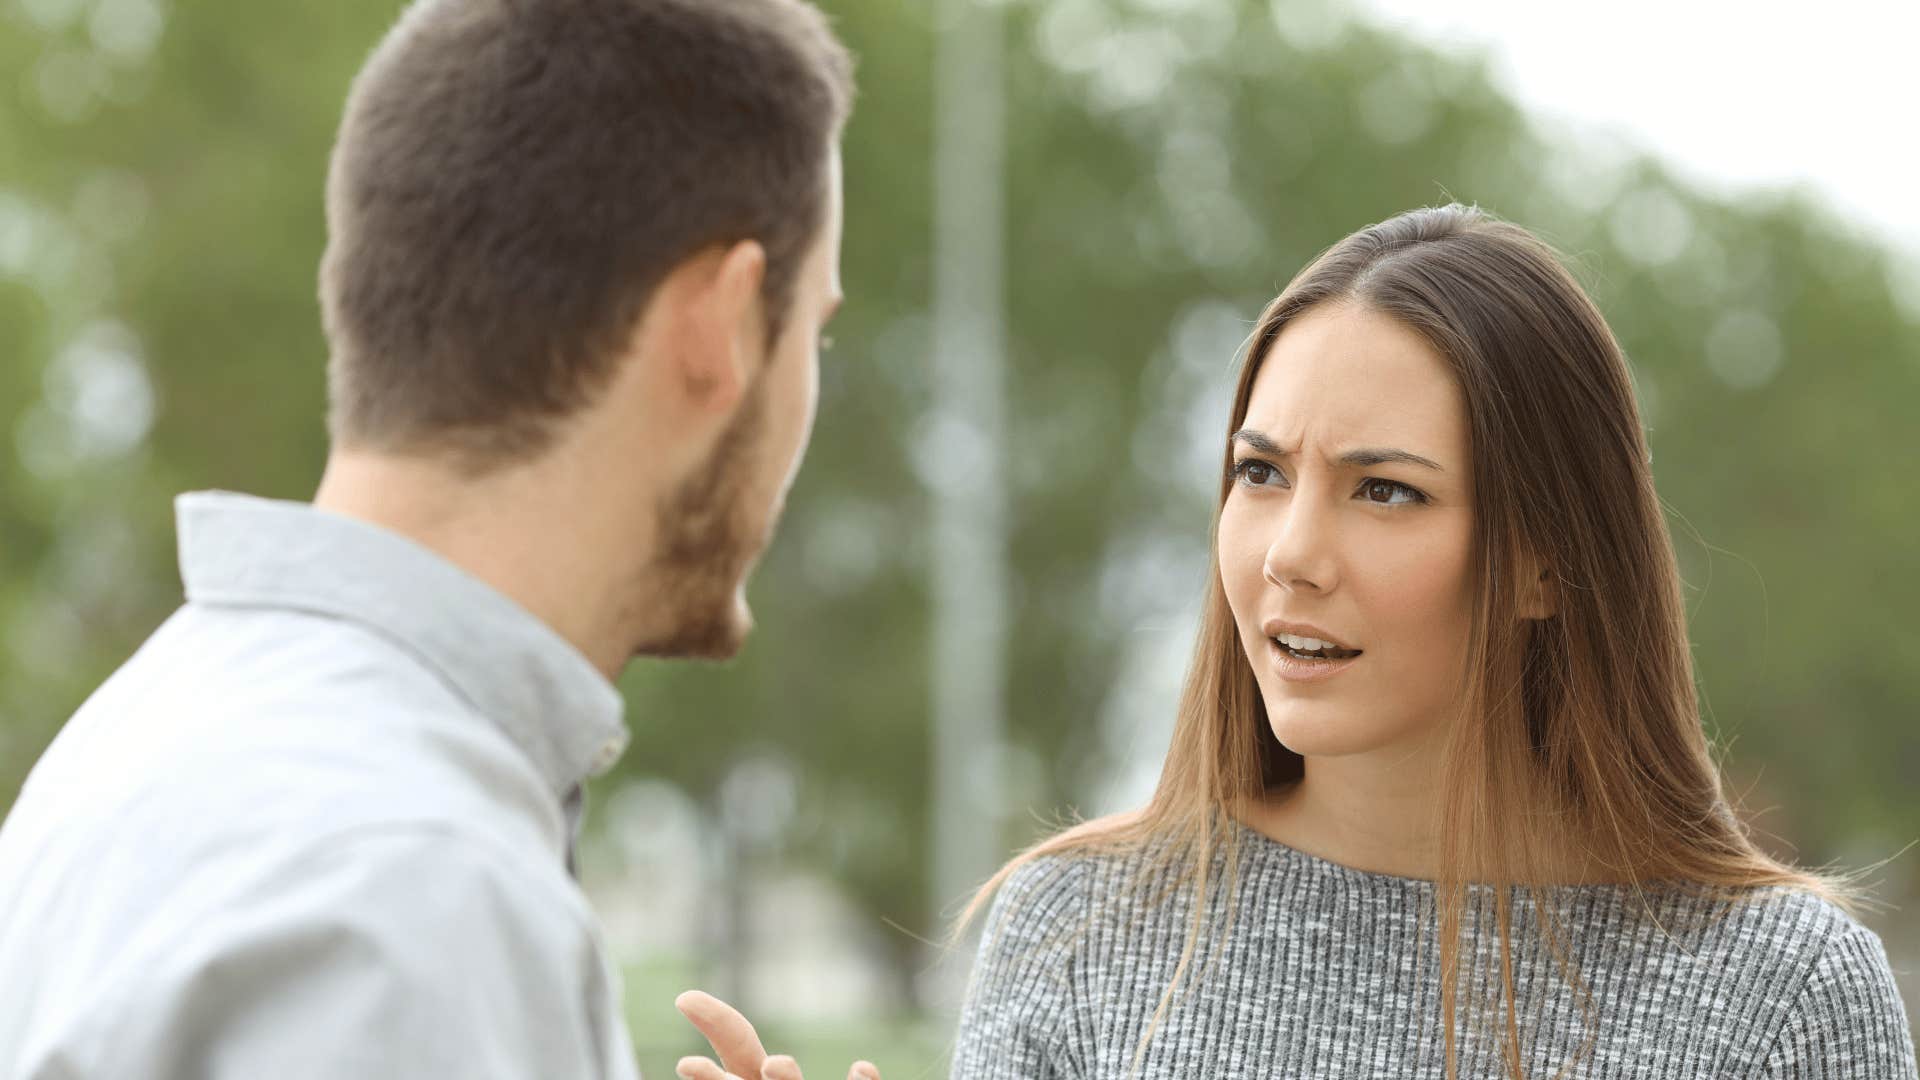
left=1230, top=429, right=1286, bottom=455
left=1338, top=447, right=1444, bottom=472
left=1230, top=429, right=1443, bottom=472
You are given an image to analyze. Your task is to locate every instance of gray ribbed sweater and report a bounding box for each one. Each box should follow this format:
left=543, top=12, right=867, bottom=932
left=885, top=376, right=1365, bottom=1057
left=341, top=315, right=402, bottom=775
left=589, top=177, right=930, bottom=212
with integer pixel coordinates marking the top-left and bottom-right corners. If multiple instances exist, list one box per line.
left=951, top=822, right=1916, bottom=1078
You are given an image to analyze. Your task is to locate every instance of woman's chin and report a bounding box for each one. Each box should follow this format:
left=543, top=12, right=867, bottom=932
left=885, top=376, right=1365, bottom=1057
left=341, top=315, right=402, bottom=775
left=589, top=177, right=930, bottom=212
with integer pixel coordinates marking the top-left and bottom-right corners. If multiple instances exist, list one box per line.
left=1264, top=702, right=1391, bottom=759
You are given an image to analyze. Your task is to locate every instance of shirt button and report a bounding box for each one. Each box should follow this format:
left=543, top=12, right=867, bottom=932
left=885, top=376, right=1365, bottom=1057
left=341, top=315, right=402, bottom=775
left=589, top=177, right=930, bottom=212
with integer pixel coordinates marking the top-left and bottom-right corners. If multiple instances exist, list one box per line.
left=590, top=739, right=623, bottom=773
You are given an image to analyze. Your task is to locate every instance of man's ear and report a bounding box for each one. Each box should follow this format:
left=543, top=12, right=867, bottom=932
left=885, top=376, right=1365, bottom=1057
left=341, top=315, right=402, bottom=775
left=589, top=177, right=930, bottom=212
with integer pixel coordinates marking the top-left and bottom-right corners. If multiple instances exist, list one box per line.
left=664, top=240, right=767, bottom=415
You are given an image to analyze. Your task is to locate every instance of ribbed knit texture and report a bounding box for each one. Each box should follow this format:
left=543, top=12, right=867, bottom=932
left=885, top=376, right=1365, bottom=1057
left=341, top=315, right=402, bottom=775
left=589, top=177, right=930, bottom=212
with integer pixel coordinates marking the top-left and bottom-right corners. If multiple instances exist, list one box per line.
left=951, top=822, right=1917, bottom=1078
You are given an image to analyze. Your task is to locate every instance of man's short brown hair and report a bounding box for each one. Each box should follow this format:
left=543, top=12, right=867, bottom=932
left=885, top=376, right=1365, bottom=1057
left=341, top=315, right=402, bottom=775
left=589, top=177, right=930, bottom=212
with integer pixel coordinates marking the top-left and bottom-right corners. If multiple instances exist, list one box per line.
left=319, top=0, right=853, bottom=467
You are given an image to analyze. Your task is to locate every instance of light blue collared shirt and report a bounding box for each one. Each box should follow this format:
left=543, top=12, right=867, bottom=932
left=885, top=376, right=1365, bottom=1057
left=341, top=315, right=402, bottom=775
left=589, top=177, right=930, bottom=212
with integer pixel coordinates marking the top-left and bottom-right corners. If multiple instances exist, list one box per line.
left=0, top=492, right=641, bottom=1079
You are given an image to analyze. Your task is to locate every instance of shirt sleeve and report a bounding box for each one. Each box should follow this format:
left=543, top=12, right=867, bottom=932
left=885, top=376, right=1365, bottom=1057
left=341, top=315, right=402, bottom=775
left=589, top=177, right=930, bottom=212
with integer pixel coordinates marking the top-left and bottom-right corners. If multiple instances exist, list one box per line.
left=1756, top=919, right=1918, bottom=1079
left=949, top=856, right=1089, bottom=1080
left=38, top=825, right=636, bottom=1080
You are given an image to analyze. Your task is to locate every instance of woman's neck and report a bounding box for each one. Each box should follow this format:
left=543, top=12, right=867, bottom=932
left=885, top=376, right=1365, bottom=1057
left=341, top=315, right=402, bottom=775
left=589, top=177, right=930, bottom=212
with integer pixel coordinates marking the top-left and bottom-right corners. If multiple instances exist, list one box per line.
left=1245, top=759, right=1444, bottom=880
left=1241, top=759, right=1627, bottom=886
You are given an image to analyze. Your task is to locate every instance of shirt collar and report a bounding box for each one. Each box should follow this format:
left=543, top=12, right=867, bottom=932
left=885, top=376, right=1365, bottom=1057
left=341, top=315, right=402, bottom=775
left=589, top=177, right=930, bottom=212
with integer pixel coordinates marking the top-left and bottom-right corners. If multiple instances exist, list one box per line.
left=174, top=491, right=629, bottom=799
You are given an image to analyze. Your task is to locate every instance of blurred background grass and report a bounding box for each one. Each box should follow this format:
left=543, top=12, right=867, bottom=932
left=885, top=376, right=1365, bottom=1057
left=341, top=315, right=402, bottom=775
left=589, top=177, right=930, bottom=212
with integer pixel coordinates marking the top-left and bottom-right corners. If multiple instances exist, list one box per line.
left=3, top=0, right=1916, bottom=1072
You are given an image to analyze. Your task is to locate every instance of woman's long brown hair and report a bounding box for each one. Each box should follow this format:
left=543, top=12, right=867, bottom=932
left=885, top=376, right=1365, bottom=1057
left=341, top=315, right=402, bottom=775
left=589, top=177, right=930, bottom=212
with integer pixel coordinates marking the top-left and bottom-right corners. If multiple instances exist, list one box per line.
left=955, top=205, right=1857, bottom=1079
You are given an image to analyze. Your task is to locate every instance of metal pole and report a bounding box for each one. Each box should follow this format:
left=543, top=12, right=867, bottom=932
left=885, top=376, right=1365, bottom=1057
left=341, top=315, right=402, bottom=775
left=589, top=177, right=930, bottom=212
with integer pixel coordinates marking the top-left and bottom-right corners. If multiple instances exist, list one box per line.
left=929, top=0, right=1006, bottom=955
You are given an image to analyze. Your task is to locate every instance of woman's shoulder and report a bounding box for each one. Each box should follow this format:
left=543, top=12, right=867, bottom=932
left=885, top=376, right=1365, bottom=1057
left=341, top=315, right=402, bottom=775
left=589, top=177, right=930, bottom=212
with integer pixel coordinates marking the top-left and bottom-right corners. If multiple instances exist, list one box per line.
left=956, top=846, right=1164, bottom=1070
left=961, top=852, right=1107, bottom=1018
left=1739, top=887, right=1903, bottom=988
left=1688, top=885, right=1916, bottom=1071
left=1669, top=883, right=1885, bottom=965
left=983, top=831, right=1185, bottom=939
left=986, top=853, right=1093, bottom=932
left=987, top=846, right=1128, bottom=929
left=1632, top=883, right=1905, bottom=1016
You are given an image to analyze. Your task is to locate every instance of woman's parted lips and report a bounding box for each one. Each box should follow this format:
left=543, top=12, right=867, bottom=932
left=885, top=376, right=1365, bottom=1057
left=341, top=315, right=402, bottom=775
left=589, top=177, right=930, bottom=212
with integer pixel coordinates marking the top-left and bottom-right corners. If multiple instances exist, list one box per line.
left=1261, top=618, right=1360, bottom=652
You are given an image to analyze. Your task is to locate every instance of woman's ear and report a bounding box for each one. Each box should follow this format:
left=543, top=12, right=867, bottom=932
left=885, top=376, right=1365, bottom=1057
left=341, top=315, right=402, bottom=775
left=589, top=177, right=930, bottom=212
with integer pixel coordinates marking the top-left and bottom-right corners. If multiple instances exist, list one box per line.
left=1518, top=557, right=1557, bottom=621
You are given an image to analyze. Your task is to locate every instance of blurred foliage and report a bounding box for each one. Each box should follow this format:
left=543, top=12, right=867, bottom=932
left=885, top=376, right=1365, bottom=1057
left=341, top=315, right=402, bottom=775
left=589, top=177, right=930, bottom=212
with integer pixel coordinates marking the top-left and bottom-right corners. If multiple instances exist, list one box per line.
left=3, top=0, right=1917, bottom=1024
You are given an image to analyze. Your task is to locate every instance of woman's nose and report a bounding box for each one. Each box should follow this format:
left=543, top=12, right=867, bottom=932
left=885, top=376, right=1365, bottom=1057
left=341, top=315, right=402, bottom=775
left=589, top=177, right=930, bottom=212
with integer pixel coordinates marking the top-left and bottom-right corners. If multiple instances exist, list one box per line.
left=1262, top=498, right=1338, bottom=593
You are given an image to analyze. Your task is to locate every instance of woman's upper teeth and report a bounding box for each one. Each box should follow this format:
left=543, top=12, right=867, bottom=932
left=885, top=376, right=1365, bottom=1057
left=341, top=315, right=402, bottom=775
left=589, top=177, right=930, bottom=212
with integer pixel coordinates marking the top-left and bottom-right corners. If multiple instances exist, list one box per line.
left=1277, top=632, right=1342, bottom=651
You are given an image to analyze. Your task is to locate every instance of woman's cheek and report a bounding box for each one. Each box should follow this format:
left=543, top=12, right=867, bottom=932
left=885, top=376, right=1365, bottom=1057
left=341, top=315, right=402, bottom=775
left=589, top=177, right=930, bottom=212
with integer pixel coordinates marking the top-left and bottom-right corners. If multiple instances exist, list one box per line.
left=1368, top=525, right=1476, bottom=698
left=1217, top=506, right=1268, bottom=629
left=1215, top=505, right=1245, bottom=589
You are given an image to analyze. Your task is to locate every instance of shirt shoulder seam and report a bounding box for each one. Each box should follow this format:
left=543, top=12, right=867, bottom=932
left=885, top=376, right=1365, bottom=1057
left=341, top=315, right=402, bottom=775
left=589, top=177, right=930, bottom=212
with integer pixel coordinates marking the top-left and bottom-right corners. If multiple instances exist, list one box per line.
left=1745, top=897, right=1851, bottom=1072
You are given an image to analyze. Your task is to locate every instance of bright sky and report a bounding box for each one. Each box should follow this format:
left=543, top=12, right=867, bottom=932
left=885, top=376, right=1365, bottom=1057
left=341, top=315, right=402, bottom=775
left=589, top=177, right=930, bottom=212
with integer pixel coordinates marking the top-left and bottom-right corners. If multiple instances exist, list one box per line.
left=1352, top=0, right=1920, bottom=263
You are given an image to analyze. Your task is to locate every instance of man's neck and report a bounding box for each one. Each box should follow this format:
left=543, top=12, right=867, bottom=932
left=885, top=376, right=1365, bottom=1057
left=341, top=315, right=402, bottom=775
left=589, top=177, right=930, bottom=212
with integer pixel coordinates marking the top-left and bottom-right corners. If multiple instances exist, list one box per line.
left=312, top=450, right=640, bottom=680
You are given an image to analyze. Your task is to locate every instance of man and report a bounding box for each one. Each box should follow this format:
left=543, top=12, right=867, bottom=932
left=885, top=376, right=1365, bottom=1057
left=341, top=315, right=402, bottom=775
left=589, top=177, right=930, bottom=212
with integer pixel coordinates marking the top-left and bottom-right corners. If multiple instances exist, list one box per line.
left=0, top=0, right=862, bottom=1076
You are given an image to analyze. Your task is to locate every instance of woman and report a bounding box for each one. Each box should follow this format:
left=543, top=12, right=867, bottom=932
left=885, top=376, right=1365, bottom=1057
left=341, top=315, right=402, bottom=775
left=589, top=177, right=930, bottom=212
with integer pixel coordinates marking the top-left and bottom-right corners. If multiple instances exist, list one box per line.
left=948, top=206, right=1916, bottom=1079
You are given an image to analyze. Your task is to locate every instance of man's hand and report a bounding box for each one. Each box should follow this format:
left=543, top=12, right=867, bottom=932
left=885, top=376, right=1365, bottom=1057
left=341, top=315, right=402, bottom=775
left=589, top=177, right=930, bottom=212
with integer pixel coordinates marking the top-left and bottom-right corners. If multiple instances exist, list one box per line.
left=674, top=990, right=882, bottom=1080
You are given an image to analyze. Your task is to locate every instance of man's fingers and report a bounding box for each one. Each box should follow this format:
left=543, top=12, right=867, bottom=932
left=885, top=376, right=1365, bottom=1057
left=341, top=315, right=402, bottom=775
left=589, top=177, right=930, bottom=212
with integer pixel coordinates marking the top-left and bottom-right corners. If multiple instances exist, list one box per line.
left=675, top=990, right=768, bottom=1078
left=674, top=1056, right=744, bottom=1080
left=675, top=990, right=872, bottom=1080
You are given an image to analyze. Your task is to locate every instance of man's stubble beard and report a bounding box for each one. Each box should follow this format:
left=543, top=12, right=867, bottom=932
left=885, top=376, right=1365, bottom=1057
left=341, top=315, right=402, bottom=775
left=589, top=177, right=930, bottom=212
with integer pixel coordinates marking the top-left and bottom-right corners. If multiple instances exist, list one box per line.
left=629, top=378, right=775, bottom=661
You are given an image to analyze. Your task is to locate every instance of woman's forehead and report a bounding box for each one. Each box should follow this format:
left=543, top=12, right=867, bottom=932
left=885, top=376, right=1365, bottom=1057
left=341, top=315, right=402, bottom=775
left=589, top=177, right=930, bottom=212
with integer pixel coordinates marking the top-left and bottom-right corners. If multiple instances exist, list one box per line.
left=1244, top=303, right=1467, bottom=462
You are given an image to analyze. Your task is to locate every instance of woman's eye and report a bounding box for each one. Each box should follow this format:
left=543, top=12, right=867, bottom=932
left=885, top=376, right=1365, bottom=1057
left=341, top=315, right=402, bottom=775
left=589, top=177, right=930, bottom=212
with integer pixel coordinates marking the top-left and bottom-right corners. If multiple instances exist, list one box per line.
left=1233, top=460, right=1282, bottom=487
left=1360, top=478, right=1427, bottom=505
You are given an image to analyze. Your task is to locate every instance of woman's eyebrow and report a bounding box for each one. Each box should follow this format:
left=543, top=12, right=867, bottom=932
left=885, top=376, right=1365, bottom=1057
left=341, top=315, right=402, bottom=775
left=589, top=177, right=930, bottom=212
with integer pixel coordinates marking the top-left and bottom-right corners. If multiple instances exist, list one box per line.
left=1230, top=428, right=1445, bottom=472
